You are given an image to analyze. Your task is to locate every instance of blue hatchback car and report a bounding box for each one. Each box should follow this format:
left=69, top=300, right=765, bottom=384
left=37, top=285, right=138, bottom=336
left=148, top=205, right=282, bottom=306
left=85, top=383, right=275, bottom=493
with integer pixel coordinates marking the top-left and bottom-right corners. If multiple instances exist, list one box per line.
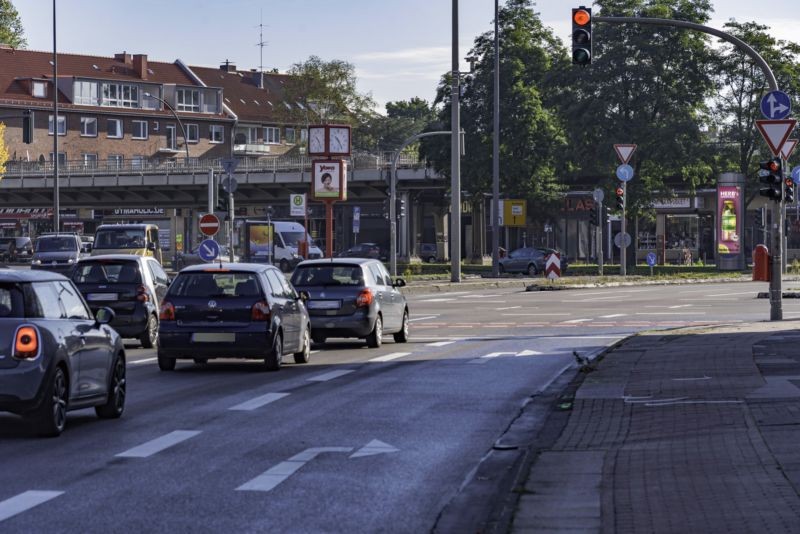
left=0, top=269, right=125, bottom=437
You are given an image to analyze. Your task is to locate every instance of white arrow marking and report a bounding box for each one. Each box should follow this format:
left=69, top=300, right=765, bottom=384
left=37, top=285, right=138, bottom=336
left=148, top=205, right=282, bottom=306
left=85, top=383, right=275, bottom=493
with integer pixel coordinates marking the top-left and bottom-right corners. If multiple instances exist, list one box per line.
left=515, top=349, right=542, bottom=357
left=0, top=491, right=64, bottom=522
left=116, top=430, right=201, bottom=458
left=237, top=447, right=353, bottom=492
left=469, top=351, right=515, bottom=364
left=350, top=439, right=400, bottom=458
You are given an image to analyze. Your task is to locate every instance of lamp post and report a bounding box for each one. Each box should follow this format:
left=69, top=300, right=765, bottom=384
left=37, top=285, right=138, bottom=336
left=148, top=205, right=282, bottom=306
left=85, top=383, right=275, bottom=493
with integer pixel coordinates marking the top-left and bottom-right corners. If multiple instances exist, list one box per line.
left=52, top=0, right=59, bottom=232
left=143, top=92, right=190, bottom=165
left=451, top=0, right=462, bottom=282
left=491, top=0, right=501, bottom=277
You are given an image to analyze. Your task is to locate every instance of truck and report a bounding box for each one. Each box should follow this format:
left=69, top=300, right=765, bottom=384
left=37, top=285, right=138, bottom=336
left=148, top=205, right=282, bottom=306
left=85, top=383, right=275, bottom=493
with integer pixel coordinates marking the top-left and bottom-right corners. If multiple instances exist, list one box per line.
left=242, top=220, right=323, bottom=272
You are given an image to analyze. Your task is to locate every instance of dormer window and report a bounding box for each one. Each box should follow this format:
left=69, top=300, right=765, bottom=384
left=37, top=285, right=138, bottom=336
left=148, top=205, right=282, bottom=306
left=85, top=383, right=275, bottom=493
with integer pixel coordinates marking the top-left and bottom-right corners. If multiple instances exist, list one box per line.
left=101, top=82, right=139, bottom=108
left=176, top=89, right=199, bottom=112
left=32, top=81, right=47, bottom=98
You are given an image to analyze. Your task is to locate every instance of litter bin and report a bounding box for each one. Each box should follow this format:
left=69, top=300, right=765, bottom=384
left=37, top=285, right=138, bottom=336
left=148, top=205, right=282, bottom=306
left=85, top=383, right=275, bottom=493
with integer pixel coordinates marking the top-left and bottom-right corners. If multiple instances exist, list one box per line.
left=752, top=244, right=770, bottom=281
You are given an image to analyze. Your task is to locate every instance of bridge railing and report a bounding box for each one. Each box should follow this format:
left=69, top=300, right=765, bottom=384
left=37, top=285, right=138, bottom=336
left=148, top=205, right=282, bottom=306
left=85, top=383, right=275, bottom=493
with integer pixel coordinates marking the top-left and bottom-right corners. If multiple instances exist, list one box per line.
left=1, top=151, right=428, bottom=178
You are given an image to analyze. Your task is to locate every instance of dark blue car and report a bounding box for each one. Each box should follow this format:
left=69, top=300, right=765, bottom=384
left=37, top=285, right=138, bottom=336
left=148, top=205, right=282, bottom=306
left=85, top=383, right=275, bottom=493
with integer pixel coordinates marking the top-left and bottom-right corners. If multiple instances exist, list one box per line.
left=0, top=269, right=125, bottom=437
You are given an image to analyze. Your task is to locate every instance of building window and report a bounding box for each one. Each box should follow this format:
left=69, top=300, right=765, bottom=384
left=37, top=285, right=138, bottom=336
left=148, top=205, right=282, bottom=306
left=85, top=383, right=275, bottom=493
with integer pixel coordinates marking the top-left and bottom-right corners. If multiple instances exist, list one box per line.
left=33, top=81, right=47, bottom=98
left=48, top=115, right=66, bottom=136
left=285, top=127, right=296, bottom=144
left=300, top=128, right=308, bottom=143
left=49, top=152, right=67, bottom=165
left=80, top=117, right=97, bottom=137
left=82, top=153, right=98, bottom=168
left=176, top=89, right=200, bottom=112
left=131, top=155, right=147, bottom=169
left=263, top=126, right=280, bottom=144
left=165, top=125, right=177, bottom=150
left=132, top=120, right=148, bottom=140
left=108, top=154, right=123, bottom=169
left=186, top=124, right=199, bottom=143
left=74, top=81, right=98, bottom=105
left=108, top=119, right=123, bottom=138
left=209, top=125, right=224, bottom=143
left=247, top=127, right=258, bottom=144
left=101, top=83, right=139, bottom=108
left=665, top=215, right=699, bottom=250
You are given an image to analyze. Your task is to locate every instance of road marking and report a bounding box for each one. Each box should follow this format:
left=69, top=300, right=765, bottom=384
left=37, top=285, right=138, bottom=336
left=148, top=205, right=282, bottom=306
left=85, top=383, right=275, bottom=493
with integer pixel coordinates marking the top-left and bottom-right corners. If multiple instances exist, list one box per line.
left=116, top=430, right=201, bottom=458
left=0, top=491, right=63, bottom=522
left=426, top=340, right=458, bottom=347
left=349, top=439, right=400, bottom=458
left=562, top=318, right=593, bottom=324
left=704, top=291, right=756, bottom=297
left=466, top=294, right=502, bottom=298
left=130, top=357, right=157, bottom=365
left=237, top=447, right=353, bottom=492
left=469, top=351, right=515, bottom=364
left=409, top=315, right=439, bottom=322
left=503, top=313, right=570, bottom=316
left=368, top=352, right=411, bottom=362
left=635, top=312, right=707, bottom=316
left=419, top=298, right=457, bottom=303
left=307, top=370, right=355, bottom=382
left=496, top=306, right=522, bottom=311
left=599, top=314, right=627, bottom=318
left=516, top=349, right=543, bottom=356
left=229, top=392, right=290, bottom=411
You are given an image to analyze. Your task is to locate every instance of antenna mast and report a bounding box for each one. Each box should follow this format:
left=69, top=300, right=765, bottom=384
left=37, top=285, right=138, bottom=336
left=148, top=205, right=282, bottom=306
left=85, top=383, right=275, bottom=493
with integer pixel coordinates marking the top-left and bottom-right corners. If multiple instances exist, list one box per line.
left=256, top=10, right=268, bottom=74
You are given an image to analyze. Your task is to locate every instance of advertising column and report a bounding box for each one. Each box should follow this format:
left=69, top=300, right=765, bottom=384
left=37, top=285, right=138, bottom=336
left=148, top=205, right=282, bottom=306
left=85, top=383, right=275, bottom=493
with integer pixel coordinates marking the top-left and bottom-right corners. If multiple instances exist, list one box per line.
left=717, top=173, right=746, bottom=270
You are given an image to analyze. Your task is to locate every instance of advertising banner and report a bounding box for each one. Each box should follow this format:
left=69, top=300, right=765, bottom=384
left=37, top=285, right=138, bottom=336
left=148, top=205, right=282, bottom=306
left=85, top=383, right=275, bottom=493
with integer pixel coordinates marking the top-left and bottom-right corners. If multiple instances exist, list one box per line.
left=311, top=159, right=347, bottom=201
left=248, top=224, right=274, bottom=259
left=717, top=186, right=741, bottom=255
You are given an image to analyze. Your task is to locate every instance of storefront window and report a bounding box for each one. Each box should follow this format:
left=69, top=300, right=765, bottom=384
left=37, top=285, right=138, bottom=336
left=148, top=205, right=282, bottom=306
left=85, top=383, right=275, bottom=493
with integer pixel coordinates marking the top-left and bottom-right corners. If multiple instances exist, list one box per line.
left=787, top=212, right=800, bottom=249
left=665, top=215, right=698, bottom=249
left=638, top=219, right=656, bottom=249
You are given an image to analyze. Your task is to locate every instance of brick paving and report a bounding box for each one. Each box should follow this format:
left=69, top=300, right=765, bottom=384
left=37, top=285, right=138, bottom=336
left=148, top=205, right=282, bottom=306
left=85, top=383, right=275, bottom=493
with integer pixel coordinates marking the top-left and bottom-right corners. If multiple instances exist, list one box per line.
left=511, top=322, right=800, bottom=533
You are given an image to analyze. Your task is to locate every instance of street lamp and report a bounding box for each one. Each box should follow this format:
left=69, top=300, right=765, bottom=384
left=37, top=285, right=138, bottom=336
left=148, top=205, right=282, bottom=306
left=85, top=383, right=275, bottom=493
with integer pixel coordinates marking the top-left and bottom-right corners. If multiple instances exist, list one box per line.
left=143, top=92, right=190, bottom=165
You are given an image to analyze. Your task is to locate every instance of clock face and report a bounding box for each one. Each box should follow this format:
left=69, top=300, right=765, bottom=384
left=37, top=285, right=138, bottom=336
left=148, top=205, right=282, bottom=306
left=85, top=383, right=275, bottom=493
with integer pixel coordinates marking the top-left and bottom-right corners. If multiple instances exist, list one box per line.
left=329, top=127, right=350, bottom=154
left=308, top=127, right=326, bottom=154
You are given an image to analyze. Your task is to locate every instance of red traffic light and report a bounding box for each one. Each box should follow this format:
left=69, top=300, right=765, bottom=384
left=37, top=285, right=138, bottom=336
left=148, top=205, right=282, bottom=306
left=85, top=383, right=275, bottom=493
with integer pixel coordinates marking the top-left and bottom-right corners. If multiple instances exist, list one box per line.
left=616, top=187, right=624, bottom=196
left=785, top=178, right=794, bottom=187
left=573, top=9, right=591, bottom=26
left=769, top=161, right=780, bottom=172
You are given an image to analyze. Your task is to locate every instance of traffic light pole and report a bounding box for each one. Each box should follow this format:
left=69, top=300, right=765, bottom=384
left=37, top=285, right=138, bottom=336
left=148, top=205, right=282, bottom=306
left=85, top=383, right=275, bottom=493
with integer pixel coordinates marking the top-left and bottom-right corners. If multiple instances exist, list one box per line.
left=620, top=181, right=626, bottom=277
left=771, top=162, right=785, bottom=320
left=597, top=203, right=604, bottom=276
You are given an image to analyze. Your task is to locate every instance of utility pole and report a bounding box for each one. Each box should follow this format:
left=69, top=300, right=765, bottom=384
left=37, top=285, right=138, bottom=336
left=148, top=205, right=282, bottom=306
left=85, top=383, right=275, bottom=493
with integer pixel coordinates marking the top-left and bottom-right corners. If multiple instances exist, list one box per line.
left=450, top=0, right=461, bottom=283
left=491, top=0, right=501, bottom=277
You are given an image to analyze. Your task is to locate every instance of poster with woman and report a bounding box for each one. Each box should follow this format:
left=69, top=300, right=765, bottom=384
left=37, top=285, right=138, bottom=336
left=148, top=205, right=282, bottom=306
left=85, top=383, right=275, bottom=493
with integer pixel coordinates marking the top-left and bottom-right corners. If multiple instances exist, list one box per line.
left=312, top=159, right=347, bottom=201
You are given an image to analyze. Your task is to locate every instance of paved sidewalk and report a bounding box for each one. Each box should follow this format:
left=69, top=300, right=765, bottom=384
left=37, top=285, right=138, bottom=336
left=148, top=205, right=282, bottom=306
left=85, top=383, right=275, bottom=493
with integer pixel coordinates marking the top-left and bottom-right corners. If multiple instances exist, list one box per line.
left=511, top=321, right=800, bottom=533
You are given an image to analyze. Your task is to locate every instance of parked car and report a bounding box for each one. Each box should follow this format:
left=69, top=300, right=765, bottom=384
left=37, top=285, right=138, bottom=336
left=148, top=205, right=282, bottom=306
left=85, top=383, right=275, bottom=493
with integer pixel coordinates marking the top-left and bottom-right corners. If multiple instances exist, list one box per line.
left=290, top=258, right=409, bottom=348
left=71, top=255, right=170, bottom=348
left=338, top=243, right=388, bottom=261
left=175, top=245, right=239, bottom=270
left=0, top=268, right=125, bottom=437
left=0, top=237, right=34, bottom=263
left=79, top=235, right=94, bottom=254
left=157, top=263, right=311, bottom=371
left=418, top=243, right=438, bottom=263
left=31, top=233, right=85, bottom=275
left=498, top=247, right=569, bottom=276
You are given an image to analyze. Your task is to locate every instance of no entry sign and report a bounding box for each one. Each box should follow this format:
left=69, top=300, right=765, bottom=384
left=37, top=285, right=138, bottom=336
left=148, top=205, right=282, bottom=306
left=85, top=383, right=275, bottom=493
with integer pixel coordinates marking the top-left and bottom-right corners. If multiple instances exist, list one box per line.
left=199, top=213, right=221, bottom=237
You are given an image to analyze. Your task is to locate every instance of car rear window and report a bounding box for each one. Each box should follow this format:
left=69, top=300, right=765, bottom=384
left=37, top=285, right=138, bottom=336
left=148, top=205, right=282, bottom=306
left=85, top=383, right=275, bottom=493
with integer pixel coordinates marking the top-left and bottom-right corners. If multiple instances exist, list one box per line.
left=34, top=236, right=77, bottom=252
left=291, top=265, right=364, bottom=287
left=168, top=272, right=262, bottom=298
left=0, top=284, right=26, bottom=318
left=72, top=260, right=142, bottom=284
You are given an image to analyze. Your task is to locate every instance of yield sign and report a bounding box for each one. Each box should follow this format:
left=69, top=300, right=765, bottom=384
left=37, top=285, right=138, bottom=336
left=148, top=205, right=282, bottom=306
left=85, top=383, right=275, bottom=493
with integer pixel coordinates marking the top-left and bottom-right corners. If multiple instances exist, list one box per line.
left=755, top=119, right=797, bottom=157
left=613, top=144, right=637, bottom=164
left=780, top=138, right=798, bottom=160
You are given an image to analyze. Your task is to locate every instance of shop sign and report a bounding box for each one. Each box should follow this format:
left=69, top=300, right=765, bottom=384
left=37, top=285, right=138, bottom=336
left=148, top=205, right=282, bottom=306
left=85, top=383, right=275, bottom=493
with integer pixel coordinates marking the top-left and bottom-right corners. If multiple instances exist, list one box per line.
left=651, top=198, right=691, bottom=209
left=109, top=208, right=166, bottom=217
left=563, top=198, right=596, bottom=212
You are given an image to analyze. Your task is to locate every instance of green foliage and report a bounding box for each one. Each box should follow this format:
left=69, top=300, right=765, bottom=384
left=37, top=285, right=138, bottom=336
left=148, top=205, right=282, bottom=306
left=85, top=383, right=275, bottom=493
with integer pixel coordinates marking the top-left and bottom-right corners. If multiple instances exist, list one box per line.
left=0, top=0, right=25, bottom=49
left=354, top=97, right=438, bottom=153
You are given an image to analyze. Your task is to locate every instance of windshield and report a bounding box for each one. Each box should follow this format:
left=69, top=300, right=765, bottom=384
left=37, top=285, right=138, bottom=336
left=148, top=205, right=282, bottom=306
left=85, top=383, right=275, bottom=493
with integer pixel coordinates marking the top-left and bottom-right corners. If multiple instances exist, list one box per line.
left=168, top=272, right=261, bottom=298
left=35, top=237, right=77, bottom=252
left=291, top=265, right=364, bottom=287
left=280, top=231, right=307, bottom=247
left=94, top=229, right=146, bottom=249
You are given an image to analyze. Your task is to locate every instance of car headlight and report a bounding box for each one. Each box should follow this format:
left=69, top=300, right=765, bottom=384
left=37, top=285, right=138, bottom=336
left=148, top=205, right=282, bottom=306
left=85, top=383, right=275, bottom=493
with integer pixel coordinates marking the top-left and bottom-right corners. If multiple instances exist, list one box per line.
left=32, top=259, right=41, bottom=265
left=291, top=252, right=299, bottom=259
left=67, top=258, right=75, bottom=264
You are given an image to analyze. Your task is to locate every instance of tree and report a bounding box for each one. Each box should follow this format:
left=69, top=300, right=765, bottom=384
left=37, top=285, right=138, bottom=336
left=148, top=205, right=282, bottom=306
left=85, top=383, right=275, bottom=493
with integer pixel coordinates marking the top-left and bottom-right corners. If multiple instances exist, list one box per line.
left=355, top=97, right=438, bottom=153
left=0, top=0, right=26, bottom=48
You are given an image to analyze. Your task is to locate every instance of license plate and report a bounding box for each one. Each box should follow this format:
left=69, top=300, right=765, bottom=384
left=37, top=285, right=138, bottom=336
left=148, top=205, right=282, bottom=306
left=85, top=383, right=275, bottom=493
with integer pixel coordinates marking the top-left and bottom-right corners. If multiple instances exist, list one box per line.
left=308, top=300, right=341, bottom=310
left=192, top=332, right=235, bottom=343
left=87, top=293, right=118, bottom=302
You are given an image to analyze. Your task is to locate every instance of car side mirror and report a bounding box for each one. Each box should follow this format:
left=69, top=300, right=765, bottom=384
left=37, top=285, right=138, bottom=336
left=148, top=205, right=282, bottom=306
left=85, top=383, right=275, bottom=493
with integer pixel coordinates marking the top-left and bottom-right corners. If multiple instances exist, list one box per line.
left=147, top=242, right=157, bottom=251
left=95, top=307, right=115, bottom=325
left=298, top=290, right=310, bottom=302
left=392, top=278, right=406, bottom=288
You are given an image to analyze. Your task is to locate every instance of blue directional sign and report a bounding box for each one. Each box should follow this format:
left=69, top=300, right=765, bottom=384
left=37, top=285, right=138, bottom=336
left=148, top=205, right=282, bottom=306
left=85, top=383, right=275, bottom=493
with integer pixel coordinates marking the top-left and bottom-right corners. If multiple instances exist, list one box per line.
left=198, top=239, right=220, bottom=262
left=761, top=90, right=791, bottom=120
left=646, top=252, right=657, bottom=267
left=616, top=164, right=634, bottom=182
left=792, top=166, right=800, bottom=185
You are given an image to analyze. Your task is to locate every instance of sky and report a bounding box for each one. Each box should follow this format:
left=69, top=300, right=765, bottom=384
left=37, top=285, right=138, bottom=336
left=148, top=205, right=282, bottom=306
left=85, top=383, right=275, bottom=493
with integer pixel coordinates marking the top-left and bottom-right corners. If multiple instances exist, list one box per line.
left=13, top=0, right=800, bottom=111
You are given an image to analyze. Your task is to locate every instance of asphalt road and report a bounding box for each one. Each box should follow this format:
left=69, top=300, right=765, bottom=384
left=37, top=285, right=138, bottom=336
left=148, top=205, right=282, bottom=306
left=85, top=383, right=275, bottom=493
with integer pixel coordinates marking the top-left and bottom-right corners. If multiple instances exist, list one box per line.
left=0, top=280, right=776, bottom=532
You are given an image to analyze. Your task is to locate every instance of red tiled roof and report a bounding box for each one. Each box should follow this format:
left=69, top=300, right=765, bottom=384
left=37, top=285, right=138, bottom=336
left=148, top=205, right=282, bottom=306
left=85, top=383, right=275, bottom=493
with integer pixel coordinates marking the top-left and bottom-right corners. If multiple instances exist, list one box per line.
left=189, top=65, right=305, bottom=124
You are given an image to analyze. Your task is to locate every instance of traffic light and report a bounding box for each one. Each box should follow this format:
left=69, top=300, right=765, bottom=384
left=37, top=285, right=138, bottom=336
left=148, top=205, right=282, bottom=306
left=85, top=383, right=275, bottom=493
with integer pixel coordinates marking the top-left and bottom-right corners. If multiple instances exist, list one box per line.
left=615, top=186, right=624, bottom=210
left=382, top=199, right=389, bottom=220
left=785, top=178, right=795, bottom=204
left=571, top=6, right=592, bottom=65
left=216, top=181, right=228, bottom=212
left=22, top=109, right=33, bottom=144
left=399, top=199, right=406, bottom=218
left=758, top=158, right=783, bottom=201
left=755, top=206, right=764, bottom=228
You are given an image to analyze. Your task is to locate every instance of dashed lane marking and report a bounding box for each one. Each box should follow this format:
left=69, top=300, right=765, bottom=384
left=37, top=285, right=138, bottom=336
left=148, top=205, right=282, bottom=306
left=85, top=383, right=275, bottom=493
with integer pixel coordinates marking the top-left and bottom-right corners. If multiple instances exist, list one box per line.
left=409, top=315, right=439, bottom=322
left=115, top=430, right=202, bottom=458
left=229, top=393, right=290, bottom=411
left=562, top=318, right=593, bottom=324
left=130, top=357, right=157, bottom=365
left=368, top=352, right=412, bottom=362
left=599, top=314, right=627, bottom=318
left=0, top=491, right=64, bottom=523
left=426, top=340, right=459, bottom=347
left=307, top=370, right=355, bottom=382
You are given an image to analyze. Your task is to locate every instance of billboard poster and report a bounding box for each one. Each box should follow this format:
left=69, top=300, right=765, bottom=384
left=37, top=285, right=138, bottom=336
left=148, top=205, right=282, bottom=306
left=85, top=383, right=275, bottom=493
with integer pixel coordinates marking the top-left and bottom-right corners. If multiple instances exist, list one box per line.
left=312, top=159, right=347, bottom=201
left=717, top=185, right=741, bottom=255
left=248, top=224, right=273, bottom=259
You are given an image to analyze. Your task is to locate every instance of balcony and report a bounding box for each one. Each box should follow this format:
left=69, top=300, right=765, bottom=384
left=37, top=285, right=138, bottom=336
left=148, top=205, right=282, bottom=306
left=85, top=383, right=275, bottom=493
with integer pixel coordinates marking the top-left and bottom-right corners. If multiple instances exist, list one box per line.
left=234, top=144, right=272, bottom=156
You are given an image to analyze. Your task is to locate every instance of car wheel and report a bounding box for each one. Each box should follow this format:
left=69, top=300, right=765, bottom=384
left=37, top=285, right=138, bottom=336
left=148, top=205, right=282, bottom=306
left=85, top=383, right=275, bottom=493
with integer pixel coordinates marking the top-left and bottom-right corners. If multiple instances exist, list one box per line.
left=34, top=366, right=68, bottom=437
left=311, top=333, right=327, bottom=345
left=193, top=358, right=208, bottom=365
left=527, top=264, right=538, bottom=276
left=96, top=355, right=126, bottom=419
left=265, top=332, right=283, bottom=371
left=294, top=327, right=311, bottom=364
left=393, top=310, right=409, bottom=343
left=139, top=314, right=158, bottom=349
left=279, top=259, right=290, bottom=273
left=157, top=351, right=176, bottom=371
left=366, top=315, right=383, bottom=348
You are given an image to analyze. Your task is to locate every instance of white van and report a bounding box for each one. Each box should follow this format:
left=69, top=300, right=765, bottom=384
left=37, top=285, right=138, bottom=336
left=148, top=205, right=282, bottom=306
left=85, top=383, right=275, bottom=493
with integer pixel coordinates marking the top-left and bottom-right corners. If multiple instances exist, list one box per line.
left=243, top=220, right=323, bottom=272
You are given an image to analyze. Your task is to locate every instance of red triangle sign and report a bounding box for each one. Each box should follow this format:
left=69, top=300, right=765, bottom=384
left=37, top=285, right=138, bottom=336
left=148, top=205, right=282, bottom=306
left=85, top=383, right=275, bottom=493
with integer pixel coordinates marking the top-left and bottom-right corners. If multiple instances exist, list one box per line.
left=614, top=144, right=637, bottom=164
left=780, top=138, right=798, bottom=160
left=755, top=119, right=797, bottom=156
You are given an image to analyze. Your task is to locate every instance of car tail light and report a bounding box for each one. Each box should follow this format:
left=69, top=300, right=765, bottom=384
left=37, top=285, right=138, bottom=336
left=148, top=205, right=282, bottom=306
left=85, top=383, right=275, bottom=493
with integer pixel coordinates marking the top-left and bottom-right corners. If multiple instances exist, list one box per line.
left=136, top=284, right=149, bottom=302
left=159, top=301, right=175, bottom=321
left=251, top=300, right=271, bottom=321
left=356, top=288, right=373, bottom=308
left=13, top=326, right=39, bottom=360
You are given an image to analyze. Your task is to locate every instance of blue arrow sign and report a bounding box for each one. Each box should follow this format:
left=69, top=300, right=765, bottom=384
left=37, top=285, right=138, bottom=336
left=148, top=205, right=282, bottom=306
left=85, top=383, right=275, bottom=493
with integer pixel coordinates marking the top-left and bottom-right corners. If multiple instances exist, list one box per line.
left=198, top=239, right=221, bottom=262
left=792, top=166, right=800, bottom=185
left=760, top=90, right=791, bottom=120
left=616, top=164, right=634, bottom=182
left=646, top=252, right=657, bottom=267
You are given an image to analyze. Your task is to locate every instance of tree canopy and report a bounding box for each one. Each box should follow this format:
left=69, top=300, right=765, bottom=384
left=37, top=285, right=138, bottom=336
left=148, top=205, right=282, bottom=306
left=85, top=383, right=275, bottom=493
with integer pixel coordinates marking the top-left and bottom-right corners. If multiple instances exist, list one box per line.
left=0, top=0, right=25, bottom=48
